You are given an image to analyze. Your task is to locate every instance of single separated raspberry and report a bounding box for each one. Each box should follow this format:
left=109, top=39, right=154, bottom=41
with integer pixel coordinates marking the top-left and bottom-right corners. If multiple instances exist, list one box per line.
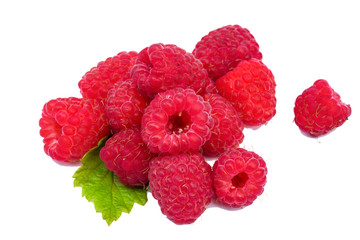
left=131, top=43, right=210, bottom=98
left=141, top=88, right=214, bottom=154
left=202, top=93, right=244, bottom=157
left=213, top=148, right=267, bottom=208
left=294, top=79, right=351, bottom=137
left=216, top=58, right=276, bottom=126
left=39, top=97, right=110, bottom=163
left=149, top=152, right=213, bottom=224
left=105, top=79, right=149, bottom=133
left=99, top=128, right=156, bottom=187
left=78, top=51, right=138, bottom=100
left=193, top=24, right=262, bottom=81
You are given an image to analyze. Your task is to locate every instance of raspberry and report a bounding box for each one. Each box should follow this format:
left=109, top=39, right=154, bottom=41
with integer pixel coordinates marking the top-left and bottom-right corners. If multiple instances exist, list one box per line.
left=39, top=97, right=110, bottom=163
left=202, top=93, right=244, bottom=157
left=193, top=25, right=262, bottom=80
left=294, top=79, right=351, bottom=137
left=105, top=79, right=149, bottom=133
left=141, top=88, right=214, bottom=154
left=78, top=51, right=138, bottom=100
left=148, top=152, right=213, bottom=224
left=212, top=148, right=267, bottom=208
left=131, top=43, right=209, bottom=98
left=99, top=128, right=156, bottom=187
left=216, top=58, right=276, bottom=126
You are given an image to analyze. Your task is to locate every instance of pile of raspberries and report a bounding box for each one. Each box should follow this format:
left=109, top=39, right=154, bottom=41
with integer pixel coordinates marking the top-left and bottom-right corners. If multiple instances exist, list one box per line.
left=39, top=24, right=351, bottom=224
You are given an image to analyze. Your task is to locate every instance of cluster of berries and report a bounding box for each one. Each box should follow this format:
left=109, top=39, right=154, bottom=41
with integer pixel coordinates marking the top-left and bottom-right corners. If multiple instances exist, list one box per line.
left=39, top=24, right=351, bottom=224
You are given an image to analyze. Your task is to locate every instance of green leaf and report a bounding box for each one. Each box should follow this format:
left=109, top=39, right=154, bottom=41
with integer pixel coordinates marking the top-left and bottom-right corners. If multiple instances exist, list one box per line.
left=73, top=137, right=148, bottom=226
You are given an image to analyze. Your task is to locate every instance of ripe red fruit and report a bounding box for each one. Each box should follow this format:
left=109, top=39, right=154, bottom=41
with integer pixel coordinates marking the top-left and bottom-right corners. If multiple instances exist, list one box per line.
left=78, top=51, right=138, bottom=100
left=193, top=24, right=262, bottom=80
left=202, top=93, right=244, bottom=157
left=216, top=58, right=276, bottom=126
left=212, top=148, right=267, bottom=208
left=141, top=88, right=214, bottom=154
left=294, top=79, right=351, bottom=137
left=131, top=43, right=210, bottom=98
left=99, top=128, right=156, bottom=187
left=39, top=97, right=110, bottom=163
left=148, top=152, right=213, bottom=224
left=105, top=79, right=149, bottom=133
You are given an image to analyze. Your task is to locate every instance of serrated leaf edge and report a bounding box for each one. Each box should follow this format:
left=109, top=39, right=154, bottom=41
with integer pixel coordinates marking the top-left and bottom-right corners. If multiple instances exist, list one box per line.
left=72, top=136, right=148, bottom=226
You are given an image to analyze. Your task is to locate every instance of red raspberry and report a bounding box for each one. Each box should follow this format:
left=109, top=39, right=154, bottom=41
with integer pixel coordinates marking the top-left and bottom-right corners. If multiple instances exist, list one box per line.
left=212, top=148, right=267, bottom=208
left=193, top=25, right=262, bottom=80
left=216, top=58, right=276, bottom=126
left=39, top=97, right=110, bottom=163
left=148, top=152, right=213, bottom=224
left=78, top=51, right=138, bottom=100
left=131, top=43, right=209, bottom=98
left=202, top=93, right=244, bottom=157
left=294, top=79, right=351, bottom=137
left=99, top=128, right=156, bottom=187
left=141, top=88, right=214, bottom=154
left=105, top=79, right=149, bottom=133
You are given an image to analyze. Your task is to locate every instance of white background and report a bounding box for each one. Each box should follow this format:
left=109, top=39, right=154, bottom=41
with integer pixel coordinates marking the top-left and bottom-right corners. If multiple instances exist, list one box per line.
left=1, top=0, right=359, bottom=239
